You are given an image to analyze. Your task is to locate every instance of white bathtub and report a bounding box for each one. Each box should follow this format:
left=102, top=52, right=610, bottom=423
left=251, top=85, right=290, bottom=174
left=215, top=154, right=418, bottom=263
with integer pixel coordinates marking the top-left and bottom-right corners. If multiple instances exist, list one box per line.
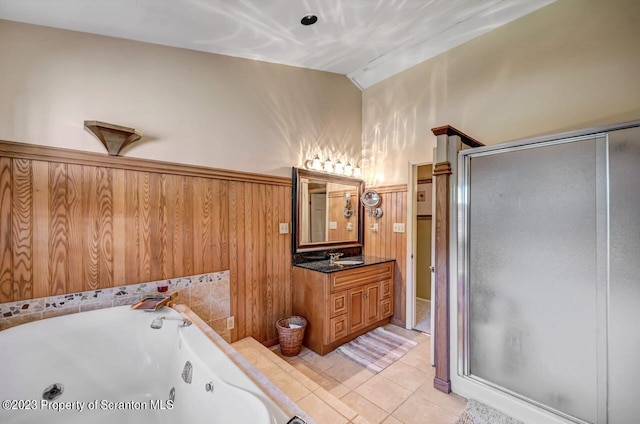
left=0, top=305, right=294, bottom=424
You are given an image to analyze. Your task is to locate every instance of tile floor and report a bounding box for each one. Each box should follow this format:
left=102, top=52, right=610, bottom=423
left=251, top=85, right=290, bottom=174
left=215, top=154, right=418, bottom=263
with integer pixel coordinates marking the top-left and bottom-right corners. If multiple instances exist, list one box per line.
left=273, top=324, right=466, bottom=424
left=414, top=298, right=431, bottom=334
left=233, top=336, right=364, bottom=423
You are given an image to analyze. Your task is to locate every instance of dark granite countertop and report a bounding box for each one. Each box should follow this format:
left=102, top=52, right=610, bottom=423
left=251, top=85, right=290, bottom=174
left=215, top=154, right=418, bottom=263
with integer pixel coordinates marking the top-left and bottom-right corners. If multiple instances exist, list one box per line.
left=292, top=255, right=395, bottom=273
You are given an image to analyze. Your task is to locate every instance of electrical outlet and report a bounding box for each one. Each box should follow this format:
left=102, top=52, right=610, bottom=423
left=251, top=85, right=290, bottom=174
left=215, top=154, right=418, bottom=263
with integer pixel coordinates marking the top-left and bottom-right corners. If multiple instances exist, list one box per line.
left=278, top=223, right=289, bottom=234
left=226, top=316, right=235, bottom=330
left=347, top=222, right=353, bottom=231
left=393, top=223, right=405, bottom=233
left=371, top=223, right=379, bottom=232
left=329, top=221, right=338, bottom=229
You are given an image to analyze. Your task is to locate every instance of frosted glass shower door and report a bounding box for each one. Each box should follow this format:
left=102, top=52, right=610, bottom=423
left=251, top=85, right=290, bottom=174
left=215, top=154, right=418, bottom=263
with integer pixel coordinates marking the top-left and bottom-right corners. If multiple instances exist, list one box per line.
left=462, top=136, right=607, bottom=423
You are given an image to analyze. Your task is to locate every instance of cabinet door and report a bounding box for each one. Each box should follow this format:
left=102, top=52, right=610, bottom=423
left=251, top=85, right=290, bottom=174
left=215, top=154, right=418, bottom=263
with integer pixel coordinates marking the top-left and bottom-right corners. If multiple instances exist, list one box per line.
left=364, top=283, right=380, bottom=326
left=330, top=292, right=347, bottom=317
left=381, top=298, right=393, bottom=319
left=348, top=286, right=365, bottom=333
left=329, top=314, right=348, bottom=343
left=380, top=279, right=392, bottom=299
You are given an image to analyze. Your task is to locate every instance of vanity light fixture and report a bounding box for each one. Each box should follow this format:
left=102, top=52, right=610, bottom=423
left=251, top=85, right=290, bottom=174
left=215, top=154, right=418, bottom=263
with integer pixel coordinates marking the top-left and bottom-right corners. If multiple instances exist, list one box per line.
left=303, top=155, right=361, bottom=178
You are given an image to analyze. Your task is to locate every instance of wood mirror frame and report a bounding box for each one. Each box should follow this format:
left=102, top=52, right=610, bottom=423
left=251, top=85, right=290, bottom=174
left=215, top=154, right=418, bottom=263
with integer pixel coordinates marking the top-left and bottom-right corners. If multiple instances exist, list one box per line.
left=292, top=167, right=364, bottom=253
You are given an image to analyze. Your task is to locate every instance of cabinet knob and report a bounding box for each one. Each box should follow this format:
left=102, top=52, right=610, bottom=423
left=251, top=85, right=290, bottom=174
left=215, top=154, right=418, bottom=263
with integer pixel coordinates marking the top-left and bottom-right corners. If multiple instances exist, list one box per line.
left=363, top=294, right=368, bottom=298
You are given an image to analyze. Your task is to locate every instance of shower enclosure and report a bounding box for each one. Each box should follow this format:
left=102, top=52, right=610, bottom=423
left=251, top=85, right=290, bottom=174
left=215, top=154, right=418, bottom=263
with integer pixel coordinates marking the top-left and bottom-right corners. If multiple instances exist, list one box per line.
left=457, top=122, right=640, bottom=424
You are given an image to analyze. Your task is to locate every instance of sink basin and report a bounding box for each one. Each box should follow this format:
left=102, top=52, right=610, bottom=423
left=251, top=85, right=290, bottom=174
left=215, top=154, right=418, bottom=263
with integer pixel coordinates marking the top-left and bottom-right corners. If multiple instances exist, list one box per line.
left=334, top=260, right=364, bottom=265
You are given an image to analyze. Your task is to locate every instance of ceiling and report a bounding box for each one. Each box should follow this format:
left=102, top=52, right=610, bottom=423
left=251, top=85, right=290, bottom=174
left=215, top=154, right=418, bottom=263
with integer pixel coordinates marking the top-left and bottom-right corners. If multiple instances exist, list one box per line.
left=0, top=0, right=555, bottom=89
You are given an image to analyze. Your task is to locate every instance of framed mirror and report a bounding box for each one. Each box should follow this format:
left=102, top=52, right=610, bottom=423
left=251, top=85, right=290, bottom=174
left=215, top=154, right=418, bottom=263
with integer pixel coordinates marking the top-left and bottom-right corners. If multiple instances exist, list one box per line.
left=292, top=167, right=364, bottom=253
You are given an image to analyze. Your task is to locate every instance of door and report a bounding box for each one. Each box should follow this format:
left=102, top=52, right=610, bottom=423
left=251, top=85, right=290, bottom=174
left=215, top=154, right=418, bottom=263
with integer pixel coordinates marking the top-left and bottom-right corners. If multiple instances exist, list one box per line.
left=364, top=283, right=380, bottom=326
left=461, top=134, right=605, bottom=423
left=415, top=164, right=433, bottom=334
left=310, top=192, right=326, bottom=242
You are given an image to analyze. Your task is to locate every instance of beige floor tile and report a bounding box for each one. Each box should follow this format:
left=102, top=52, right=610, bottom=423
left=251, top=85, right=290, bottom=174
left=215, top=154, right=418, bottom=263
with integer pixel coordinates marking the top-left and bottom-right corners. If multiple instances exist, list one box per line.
left=315, top=387, right=359, bottom=421
left=288, top=357, right=322, bottom=379
left=382, top=415, right=404, bottom=424
left=379, top=361, right=431, bottom=391
left=413, top=332, right=431, bottom=344
left=354, top=374, right=412, bottom=413
left=301, top=350, right=344, bottom=372
left=287, top=368, right=321, bottom=392
left=398, top=345, right=432, bottom=370
left=314, top=372, right=352, bottom=398
left=231, top=338, right=252, bottom=349
left=413, top=382, right=467, bottom=416
left=270, top=351, right=299, bottom=369
left=405, top=340, right=430, bottom=356
left=240, top=349, right=282, bottom=375
left=324, top=357, right=375, bottom=390
left=341, top=391, right=389, bottom=424
left=392, top=394, right=459, bottom=424
left=268, top=369, right=311, bottom=402
left=351, top=415, right=373, bottom=424
left=382, top=324, right=425, bottom=343
left=297, top=393, right=349, bottom=424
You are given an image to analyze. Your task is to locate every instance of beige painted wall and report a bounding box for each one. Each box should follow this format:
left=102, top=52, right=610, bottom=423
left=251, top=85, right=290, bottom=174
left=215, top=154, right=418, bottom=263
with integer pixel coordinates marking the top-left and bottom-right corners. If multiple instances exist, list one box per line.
left=362, top=0, right=640, bottom=185
left=0, top=20, right=362, bottom=177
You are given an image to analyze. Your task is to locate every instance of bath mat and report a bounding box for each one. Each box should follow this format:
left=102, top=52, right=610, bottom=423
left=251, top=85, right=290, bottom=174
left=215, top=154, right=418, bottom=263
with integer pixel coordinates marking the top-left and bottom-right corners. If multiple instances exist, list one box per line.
left=336, top=327, right=418, bottom=373
left=455, top=399, right=523, bottom=424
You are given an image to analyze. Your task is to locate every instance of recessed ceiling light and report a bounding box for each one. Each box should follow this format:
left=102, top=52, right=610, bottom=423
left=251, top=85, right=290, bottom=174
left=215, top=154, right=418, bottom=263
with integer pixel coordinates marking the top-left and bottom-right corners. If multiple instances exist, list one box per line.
left=300, top=14, right=318, bottom=26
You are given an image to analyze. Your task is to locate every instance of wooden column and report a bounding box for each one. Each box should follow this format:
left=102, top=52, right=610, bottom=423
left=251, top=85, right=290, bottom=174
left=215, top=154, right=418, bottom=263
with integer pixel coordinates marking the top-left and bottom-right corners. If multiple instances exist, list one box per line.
left=432, top=160, right=452, bottom=393
left=431, top=125, right=483, bottom=394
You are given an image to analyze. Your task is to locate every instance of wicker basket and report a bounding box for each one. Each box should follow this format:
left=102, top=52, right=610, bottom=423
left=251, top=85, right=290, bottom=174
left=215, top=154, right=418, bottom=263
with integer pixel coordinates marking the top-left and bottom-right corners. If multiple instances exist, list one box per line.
left=275, top=316, right=307, bottom=356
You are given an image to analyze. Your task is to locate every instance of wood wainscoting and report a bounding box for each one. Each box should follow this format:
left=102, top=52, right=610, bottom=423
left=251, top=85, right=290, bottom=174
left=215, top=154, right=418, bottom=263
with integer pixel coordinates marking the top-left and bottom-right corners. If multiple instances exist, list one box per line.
left=0, top=140, right=291, bottom=345
left=362, top=184, right=407, bottom=327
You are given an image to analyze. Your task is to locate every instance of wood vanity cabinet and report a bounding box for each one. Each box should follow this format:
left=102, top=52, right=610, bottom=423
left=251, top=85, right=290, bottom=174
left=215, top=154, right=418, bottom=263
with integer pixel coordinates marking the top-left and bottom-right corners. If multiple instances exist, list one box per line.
left=292, top=261, right=394, bottom=355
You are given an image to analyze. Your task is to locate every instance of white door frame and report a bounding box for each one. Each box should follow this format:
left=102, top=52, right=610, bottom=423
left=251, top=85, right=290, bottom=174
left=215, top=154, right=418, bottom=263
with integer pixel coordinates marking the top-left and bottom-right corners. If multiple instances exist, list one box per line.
left=405, top=161, right=417, bottom=330
left=406, top=159, right=436, bottom=365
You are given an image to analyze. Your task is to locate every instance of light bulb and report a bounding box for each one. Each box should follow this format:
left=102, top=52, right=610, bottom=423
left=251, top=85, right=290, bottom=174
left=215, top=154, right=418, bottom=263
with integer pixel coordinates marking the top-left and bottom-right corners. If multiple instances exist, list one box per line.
left=344, top=162, right=353, bottom=176
left=353, top=166, right=361, bottom=178
left=334, top=160, right=344, bottom=175
left=312, top=155, right=322, bottom=171
left=324, top=158, right=334, bottom=173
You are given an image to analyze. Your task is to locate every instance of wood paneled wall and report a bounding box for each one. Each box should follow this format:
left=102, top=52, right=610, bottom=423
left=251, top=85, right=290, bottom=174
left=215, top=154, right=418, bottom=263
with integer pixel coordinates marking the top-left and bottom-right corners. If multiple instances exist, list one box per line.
left=228, top=181, right=291, bottom=345
left=328, top=189, right=358, bottom=242
left=363, top=185, right=407, bottom=326
left=0, top=141, right=291, bottom=344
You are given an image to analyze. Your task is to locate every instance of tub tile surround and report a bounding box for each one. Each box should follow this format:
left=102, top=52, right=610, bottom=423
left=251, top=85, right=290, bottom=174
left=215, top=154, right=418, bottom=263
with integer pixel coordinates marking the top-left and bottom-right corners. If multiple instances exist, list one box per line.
left=0, top=271, right=231, bottom=340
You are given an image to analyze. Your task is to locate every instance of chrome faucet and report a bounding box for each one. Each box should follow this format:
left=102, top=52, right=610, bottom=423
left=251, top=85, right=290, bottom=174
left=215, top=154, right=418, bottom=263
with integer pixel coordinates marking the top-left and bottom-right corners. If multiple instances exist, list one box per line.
left=328, top=252, right=344, bottom=264
left=150, top=316, right=192, bottom=329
